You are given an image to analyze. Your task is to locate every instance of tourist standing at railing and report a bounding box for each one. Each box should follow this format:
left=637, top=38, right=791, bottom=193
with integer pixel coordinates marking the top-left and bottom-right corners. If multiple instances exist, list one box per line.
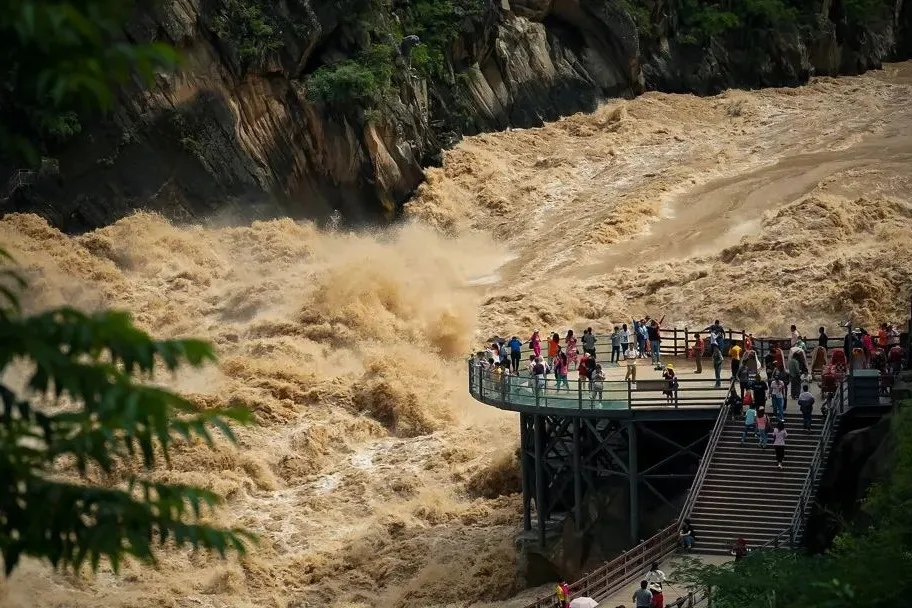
left=611, top=327, right=622, bottom=363
left=621, top=323, right=631, bottom=354
left=888, top=323, right=901, bottom=347
left=579, top=352, right=594, bottom=391
left=581, top=327, right=596, bottom=360
left=692, top=333, right=703, bottom=373
left=648, top=317, right=665, bottom=365
left=532, top=357, right=547, bottom=394
left=530, top=330, right=542, bottom=359
left=862, top=329, right=875, bottom=368
left=705, top=319, right=725, bottom=354
left=773, top=421, right=788, bottom=469
left=649, top=584, right=663, bottom=608
left=790, top=325, right=800, bottom=347
left=638, top=319, right=649, bottom=358
left=509, top=336, right=522, bottom=373
left=663, top=365, right=679, bottom=405
left=554, top=349, right=570, bottom=390
left=625, top=345, right=638, bottom=383
left=712, top=345, right=724, bottom=388
left=548, top=333, right=560, bottom=360
left=591, top=364, right=605, bottom=405
left=568, top=329, right=581, bottom=370
left=818, top=326, right=829, bottom=351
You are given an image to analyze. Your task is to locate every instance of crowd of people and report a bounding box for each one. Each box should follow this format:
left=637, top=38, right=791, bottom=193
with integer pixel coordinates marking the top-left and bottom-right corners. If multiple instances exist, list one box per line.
left=473, top=318, right=907, bottom=413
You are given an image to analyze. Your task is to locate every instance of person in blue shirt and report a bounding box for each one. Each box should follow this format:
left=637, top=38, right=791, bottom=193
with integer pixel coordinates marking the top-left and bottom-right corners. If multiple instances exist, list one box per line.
left=508, top=336, right=523, bottom=373
left=741, top=403, right=757, bottom=445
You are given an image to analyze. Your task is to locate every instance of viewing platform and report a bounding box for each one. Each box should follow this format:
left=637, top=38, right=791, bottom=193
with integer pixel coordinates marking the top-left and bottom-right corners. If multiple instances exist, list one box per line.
left=466, top=324, right=903, bottom=608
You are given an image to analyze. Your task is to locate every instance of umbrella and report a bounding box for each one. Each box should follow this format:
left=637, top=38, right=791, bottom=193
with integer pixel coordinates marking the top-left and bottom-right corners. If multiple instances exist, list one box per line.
left=569, top=598, right=599, bottom=608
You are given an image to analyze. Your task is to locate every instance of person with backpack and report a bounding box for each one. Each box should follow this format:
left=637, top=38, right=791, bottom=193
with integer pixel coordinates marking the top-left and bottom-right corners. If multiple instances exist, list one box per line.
left=532, top=357, right=547, bottom=395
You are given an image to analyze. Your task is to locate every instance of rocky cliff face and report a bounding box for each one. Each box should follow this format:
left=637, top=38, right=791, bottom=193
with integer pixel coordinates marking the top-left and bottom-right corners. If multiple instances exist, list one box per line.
left=8, top=0, right=911, bottom=232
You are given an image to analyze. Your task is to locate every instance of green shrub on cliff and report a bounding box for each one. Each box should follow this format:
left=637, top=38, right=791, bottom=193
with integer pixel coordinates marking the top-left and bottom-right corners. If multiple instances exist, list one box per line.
left=212, top=0, right=284, bottom=67
left=306, top=44, right=396, bottom=109
left=677, top=0, right=799, bottom=44
left=408, top=0, right=486, bottom=78
left=842, top=0, right=893, bottom=26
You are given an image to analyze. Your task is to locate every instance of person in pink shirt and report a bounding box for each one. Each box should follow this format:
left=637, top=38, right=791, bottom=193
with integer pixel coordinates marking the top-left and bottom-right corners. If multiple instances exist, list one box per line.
left=755, top=407, right=770, bottom=447
left=530, top=330, right=542, bottom=359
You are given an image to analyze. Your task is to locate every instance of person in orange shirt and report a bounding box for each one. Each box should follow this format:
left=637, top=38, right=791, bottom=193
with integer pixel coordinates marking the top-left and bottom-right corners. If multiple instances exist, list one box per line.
left=548, top=333, right=560, bottom=358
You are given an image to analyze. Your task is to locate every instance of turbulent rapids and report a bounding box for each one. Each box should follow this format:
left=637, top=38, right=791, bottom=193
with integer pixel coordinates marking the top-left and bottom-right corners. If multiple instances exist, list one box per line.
left=4, top=64, right=912, bottom=608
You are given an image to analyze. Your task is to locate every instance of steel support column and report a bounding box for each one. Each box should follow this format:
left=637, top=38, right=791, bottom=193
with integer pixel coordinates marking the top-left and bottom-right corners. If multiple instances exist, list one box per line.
left=573, top=417, right=582, bottom=527
left=520, top=413, right=532, bottom=532
left=534, top=414, right=547, bottom=546
left=628, top=421, right=639, bottom=544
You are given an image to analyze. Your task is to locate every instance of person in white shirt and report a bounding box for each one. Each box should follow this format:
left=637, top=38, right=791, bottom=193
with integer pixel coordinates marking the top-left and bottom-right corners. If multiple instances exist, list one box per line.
left=624, top=346, right=638, bottom=382
left=645, top=562, right=666, bottom=588
left=790, top=325, right=800, bottom=347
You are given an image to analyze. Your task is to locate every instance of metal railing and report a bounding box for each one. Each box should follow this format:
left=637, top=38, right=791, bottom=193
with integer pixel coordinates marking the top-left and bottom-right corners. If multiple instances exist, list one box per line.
left=505, top=327, right=749, bottom=362
left=676, top=379, right=736, bottom=526
left=787, top=380, right=846, bottom=545
left=520, top=523, right=681, bottom=608
left=2, top=169, right=35, bottom=199
left=468, top=363, right=732, bottom=411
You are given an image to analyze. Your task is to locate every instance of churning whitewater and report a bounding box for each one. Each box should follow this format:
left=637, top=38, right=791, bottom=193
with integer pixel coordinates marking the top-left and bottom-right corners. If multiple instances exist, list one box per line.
left=3, top=64, right=912, bottom=608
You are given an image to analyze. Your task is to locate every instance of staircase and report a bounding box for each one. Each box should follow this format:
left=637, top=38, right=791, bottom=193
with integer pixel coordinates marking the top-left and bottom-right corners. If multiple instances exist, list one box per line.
left=686, top=408, right=832, bottom=554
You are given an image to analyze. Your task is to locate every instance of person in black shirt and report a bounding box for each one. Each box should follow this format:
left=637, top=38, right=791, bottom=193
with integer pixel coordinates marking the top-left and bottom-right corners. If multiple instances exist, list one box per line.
left=818, top=327, right=829, bottom=350
left=753, top=376, right=768, bottom=411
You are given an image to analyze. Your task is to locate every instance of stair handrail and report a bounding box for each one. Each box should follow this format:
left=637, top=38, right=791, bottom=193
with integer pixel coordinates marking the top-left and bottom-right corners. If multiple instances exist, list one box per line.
left=677, top=377, right=737, bottom=527
left=787, top=380, right=845, bottom=545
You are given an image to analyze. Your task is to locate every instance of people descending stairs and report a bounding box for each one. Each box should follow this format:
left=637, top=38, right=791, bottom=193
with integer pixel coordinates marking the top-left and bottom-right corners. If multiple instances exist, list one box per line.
left=685, top=409, right=831, bottom=554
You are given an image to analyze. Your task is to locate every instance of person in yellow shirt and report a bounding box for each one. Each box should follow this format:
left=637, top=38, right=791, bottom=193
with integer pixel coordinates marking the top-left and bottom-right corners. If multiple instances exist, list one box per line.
left=729, top=343, right=743, bottom=379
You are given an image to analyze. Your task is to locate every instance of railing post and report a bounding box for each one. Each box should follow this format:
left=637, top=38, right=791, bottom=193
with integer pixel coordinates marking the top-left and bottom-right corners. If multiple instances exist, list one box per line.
left=627, top=378, right=633, bottom=409
left=684, top=326, right=689, bottom=358
left=501, top=373, right=507, bottom=406
left=578, top=377, right=583, bottom=410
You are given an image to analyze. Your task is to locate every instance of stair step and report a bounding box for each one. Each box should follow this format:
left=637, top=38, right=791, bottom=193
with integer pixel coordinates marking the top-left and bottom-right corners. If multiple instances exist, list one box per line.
left=690, top=495, right=799, bottom=509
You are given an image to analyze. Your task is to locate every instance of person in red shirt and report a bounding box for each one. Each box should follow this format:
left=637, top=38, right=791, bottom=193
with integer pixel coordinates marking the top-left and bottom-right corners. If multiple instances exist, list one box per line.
left=878, top=324, right=889, bottom=349
left=692, top=333, right=704, bottom=373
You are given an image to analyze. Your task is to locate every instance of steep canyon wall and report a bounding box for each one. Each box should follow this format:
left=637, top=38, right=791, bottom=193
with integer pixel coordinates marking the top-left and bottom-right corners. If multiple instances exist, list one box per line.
left=6, top=0, right=911, bottom=231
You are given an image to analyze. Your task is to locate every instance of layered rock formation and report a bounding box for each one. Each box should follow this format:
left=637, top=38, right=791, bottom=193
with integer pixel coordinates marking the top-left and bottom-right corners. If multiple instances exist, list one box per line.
left=7, top=0, right=911, bottom=231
